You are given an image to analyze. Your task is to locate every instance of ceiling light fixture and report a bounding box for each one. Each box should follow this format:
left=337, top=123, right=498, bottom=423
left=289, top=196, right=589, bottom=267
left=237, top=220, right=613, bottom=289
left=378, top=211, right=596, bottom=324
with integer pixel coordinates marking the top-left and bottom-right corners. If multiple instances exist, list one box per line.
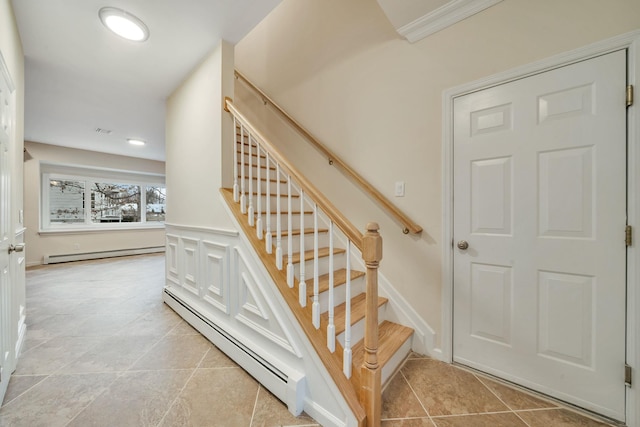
left=127, top=139, right=146, bottom=146
left=99, top=7, right=149, bottom=42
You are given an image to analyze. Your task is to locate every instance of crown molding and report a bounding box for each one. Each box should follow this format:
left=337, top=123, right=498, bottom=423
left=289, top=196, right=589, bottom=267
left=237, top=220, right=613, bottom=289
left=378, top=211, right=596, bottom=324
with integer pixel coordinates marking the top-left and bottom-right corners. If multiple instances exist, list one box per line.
left=397, top=0, right=503, bottom=43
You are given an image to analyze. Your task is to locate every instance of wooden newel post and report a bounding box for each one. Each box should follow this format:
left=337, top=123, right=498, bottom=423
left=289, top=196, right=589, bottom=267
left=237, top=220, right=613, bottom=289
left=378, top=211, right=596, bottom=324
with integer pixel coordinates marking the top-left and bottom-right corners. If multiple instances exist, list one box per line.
left=361, top=222, right=382, bottom=427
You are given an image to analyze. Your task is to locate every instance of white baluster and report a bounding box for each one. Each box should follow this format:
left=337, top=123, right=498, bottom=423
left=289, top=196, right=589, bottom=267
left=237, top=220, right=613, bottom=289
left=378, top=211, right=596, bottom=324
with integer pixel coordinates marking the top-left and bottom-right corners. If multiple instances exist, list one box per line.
left=256, top=143, right=263, bottom=238
left=265, top=151, right=273, bottom=253
left=286, top=176, right=294, bottom=287
left=240, top=125, right=246, bottom=213
left=312, top=203, right=320, bottom=329
left=275, top=163, right=283, bottom=270
left=327, top=221, right=335, bottom=353
left=233, top=116, right=239, bottom=202
left=247, top=135, right=255, bottom=226
left=343, top=242, right=352, bottom=378
left=298, top=190, right=306, bottom=307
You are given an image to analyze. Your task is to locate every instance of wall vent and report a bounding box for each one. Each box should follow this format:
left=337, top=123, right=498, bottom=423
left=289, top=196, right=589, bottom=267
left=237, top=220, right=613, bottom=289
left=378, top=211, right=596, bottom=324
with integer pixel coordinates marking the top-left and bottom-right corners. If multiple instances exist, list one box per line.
left=95, top=128, right=112, bottom=134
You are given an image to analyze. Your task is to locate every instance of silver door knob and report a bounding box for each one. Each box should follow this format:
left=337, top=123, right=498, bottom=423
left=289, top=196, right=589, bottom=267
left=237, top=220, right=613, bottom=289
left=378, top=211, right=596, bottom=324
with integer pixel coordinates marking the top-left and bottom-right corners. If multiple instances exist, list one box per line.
left=457, top=240, right=469, bottom=250
left=8, top=243, right=25, bottom=254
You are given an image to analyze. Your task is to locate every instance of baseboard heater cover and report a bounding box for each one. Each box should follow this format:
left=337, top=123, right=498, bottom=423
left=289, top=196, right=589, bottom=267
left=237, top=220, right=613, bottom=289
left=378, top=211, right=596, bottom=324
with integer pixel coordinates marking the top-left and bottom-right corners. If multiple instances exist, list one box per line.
left=43, top=246, right=165, bottom=264
left=163, top=287, right=306, bottom=416
left=163, top=287, right=287, bottom=381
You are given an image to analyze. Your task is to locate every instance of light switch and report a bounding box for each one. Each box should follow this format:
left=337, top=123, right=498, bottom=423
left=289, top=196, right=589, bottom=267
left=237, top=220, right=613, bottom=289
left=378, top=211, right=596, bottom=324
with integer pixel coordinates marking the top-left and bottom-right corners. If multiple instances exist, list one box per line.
left=394, top=181, right=405, bottom=197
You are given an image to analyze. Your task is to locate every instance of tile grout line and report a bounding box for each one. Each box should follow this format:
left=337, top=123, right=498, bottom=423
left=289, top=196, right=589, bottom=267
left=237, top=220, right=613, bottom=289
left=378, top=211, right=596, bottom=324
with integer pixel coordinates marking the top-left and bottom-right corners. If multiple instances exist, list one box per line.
left=399, top=368, right=437, bottom=426
left=62, top=372, right=123, bottom=427
left=0, top=375, right=48, bottom=409
left=59, top=300, right=171, bottom=427
left=121, top=315, right=184, bottom=373
left=248, top=384, right=262, bottom=427
left=470, top=372, right=532, bottom=427
left=154, top=346, right=212, bottom=427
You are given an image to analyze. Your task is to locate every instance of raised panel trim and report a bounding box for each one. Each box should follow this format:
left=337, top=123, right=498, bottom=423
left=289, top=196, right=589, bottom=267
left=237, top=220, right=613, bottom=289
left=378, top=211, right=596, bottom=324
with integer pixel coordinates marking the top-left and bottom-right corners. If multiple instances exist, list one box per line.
left=166, top=233, right=180, bottom=286
left=180, top=236, right=200, bottom=296
left=201, top=240, right=230, bottom=315
left=234, top=248, right=302, bottom=357
left=537, top=270, right=595, bottom=368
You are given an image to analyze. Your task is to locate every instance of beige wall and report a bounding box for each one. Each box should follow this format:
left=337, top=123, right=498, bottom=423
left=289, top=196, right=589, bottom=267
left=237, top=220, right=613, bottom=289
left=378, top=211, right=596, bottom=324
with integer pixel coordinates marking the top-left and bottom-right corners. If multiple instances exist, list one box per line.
left=234, top=0, right=640, bottom=347
left=23, top=141, right=166, bottom=266
left=1, top=0, right=25, bottom=234
left=166, top=40, right=235, bottom=229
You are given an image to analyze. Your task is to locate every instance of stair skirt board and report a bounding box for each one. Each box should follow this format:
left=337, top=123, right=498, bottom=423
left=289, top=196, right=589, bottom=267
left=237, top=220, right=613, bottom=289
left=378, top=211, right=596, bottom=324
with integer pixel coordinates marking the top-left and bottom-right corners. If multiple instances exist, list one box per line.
left=43, top=246, right=165, bottom=265
left=163, top=287, right=306, bottom=415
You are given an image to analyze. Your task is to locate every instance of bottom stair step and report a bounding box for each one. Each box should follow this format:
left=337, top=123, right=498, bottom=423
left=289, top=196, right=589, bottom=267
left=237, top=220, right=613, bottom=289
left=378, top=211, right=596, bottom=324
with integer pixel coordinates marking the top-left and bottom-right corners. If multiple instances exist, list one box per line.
left=352, top=320, right=413, bottom=384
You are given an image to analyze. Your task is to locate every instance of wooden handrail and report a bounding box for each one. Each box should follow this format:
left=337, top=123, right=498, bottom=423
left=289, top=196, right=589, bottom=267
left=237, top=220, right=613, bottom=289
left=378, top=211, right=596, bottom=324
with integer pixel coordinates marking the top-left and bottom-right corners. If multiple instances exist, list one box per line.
left=234, top=70, right=423, bottom=236
left=226, top=99, right=364, bottom=249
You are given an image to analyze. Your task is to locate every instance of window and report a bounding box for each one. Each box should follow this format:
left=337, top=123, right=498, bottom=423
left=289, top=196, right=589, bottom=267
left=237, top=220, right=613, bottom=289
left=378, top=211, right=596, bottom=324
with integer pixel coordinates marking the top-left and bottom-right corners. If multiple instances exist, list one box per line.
left=41, top=164, right=165, bottom=231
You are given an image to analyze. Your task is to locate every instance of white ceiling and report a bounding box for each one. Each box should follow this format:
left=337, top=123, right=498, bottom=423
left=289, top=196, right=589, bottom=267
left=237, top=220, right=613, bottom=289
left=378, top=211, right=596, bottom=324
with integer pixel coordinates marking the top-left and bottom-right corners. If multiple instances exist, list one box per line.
left=12, top=0, right=282, bottom=161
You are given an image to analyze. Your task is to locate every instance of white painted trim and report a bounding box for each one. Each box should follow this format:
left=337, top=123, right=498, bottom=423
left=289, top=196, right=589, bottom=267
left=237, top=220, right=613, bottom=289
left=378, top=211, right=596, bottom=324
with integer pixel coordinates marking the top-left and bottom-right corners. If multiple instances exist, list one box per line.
left=627, top=32, right=640, bottom=427
left=165, top=222, right=238, bottom=237
left=0, top=51, right=15, bottom=93
left=398, top=0, right=503, bottom=43
left=377, top=271, right=438, bottom=358
left=441, top=30, right=640, bottom=426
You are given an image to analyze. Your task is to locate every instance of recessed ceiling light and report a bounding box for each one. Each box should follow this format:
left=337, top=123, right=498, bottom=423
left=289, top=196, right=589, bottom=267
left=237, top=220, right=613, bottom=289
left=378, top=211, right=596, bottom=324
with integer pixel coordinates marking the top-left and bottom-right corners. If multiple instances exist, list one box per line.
left=127, top=139, right=146, bottom=146
left=99, top=7, right=149, bottom=42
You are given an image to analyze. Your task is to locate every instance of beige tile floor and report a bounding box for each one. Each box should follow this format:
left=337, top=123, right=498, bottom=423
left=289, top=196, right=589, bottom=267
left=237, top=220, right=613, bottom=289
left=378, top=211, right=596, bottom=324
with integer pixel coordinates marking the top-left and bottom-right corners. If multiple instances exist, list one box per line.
left=0, top=254, right=619, bottom=427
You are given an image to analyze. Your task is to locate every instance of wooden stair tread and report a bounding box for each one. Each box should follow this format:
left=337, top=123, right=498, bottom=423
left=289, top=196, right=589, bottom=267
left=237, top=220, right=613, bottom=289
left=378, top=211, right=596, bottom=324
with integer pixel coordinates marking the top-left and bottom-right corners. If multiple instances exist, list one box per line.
left=237, top=151, right=266, bottom=159
left=306, top=268, right=365, bottom=296
left=282, top=227, right=328, bottom=236
left=257, top=209, right=313, bottom=215
left=237, top=162, right=276, bottom=171
left=243, top=176, right=286, bottom=184
left=352, top=321, right=413, bottom=370
left=321, top=293, right=388, bottom=335
left=245, top=192, right=300, bottom=198
left=291, top=247, right=345, bottom=264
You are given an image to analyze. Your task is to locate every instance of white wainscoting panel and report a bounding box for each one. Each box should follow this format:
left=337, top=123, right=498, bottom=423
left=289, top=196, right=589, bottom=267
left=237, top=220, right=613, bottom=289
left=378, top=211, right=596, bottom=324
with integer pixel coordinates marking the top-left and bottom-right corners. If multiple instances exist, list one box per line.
left=202, top=240, right=230, bottom=314
left=166, top=234, right=179, bottom=286
left=163, top=222, right=355, bottom=427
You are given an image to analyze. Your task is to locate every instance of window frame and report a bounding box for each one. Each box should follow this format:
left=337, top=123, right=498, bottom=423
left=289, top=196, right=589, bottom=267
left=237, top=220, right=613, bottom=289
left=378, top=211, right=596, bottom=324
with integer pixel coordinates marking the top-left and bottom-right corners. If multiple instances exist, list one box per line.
left=40, top=163, right=165, bottom=233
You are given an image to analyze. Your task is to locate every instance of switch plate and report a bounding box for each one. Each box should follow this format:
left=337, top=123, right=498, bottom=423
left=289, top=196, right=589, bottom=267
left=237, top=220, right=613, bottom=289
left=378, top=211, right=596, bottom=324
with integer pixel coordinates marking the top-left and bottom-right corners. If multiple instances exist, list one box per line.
left=394, top=181, right=405, bottom=197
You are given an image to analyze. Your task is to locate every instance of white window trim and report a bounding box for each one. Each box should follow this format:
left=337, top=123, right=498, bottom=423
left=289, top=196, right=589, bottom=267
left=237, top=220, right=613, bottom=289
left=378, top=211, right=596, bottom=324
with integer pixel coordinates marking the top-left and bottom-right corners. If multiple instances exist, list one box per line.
left=40, top=163, right=166, bottom=233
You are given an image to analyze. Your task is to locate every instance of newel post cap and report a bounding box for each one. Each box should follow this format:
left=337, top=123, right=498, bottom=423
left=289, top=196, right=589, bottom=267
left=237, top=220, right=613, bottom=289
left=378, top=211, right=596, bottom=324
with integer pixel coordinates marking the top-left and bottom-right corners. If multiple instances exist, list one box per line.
left=363, top=222, right=382, bottom=263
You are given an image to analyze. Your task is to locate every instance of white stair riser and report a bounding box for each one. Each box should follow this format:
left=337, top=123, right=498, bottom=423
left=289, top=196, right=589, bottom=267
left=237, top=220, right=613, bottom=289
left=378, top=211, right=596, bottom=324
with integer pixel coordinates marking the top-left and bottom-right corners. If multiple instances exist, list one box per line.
left=313, top=275, right=366, bottom=313
left=276, top=232, right=330, bottom=257
left=261, top=212, right=316, bottom=232
left=336, top=303, right=387, bottom=348
left=238, top=165, right=280, bottom=180
left=240, top=178, right=290, bottom=194
left=291, top=252, right=346, bottom=281
left=381, top=337, right=413, bottom=386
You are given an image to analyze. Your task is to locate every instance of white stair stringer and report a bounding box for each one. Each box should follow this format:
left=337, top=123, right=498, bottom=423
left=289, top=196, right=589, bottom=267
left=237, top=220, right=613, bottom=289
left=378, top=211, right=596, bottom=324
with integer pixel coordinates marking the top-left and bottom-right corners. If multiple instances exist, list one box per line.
left=163, top=222, right=359, bottom=427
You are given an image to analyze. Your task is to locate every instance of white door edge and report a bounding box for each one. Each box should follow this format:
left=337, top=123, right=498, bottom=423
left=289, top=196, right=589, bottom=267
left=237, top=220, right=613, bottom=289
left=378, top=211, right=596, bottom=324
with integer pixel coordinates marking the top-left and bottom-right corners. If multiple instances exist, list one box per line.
left=441, top=29, right=640, bottom=426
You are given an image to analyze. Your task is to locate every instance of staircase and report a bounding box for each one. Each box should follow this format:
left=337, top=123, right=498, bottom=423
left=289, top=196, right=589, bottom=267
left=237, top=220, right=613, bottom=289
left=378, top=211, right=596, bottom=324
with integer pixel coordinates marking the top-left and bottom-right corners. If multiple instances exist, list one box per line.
left=221, top=100, right=414, bottom=426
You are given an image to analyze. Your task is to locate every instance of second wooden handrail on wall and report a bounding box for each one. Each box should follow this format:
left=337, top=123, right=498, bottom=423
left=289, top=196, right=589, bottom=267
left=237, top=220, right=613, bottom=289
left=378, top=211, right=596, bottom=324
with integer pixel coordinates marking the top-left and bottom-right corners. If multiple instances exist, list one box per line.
left=234, top=70, right=423, bottom=236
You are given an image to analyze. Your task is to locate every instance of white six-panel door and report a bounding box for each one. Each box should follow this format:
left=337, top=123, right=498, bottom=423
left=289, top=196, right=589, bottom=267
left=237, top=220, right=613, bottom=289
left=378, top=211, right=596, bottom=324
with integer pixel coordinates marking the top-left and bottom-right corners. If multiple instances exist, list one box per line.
left=453, top=50, right=627, bottom=421
left=0, top=55, right=13, bottom=403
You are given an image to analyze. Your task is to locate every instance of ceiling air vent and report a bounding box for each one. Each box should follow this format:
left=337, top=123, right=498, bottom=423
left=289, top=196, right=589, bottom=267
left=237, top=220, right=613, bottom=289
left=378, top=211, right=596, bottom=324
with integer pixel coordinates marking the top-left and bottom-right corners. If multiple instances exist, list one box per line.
left=95, top=128, right=112, bottom=135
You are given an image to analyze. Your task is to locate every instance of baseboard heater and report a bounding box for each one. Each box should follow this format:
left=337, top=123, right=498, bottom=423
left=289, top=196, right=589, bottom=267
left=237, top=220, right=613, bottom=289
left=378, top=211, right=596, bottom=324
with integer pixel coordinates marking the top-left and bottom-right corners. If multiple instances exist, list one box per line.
left=43, top=246, right=165, bottom=265
left=163, top=287, right=287, bottom=382
left=162, top=287, right=305, bottom=416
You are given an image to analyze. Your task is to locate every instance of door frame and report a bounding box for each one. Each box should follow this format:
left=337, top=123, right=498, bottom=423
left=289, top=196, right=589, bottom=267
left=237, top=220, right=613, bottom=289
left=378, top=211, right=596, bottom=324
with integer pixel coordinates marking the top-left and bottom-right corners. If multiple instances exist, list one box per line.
left=441, top=30, right=640, bottom=425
